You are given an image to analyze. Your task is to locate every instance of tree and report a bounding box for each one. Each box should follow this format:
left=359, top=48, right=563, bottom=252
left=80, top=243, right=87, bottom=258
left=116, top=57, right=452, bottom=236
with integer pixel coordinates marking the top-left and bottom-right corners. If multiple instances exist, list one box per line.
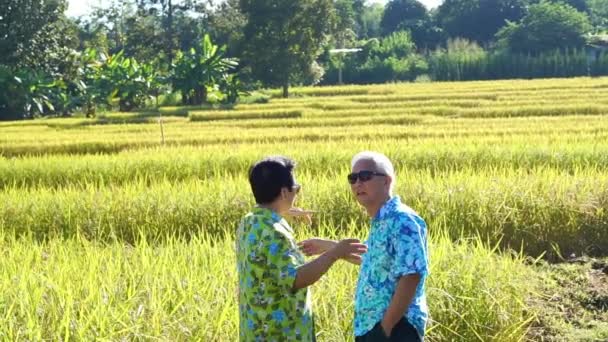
left=333, top=0, right=358, bottom=48
left=436, top=0, right=529, bottom=44
left=358, top=3, right=384, bottom=38
left=551, top=0, right=588, bottom=13
left=381, top=0, right=427, bottom=35
left=81, top=1, right=135, bottom=55
left=123, top=13, right=166, bottom=63
left=588, top=0, right=608, bottom=30
left=495, top=1, right=591, bottom=54
left=205, top=0, right=246, bottom=56
left=78, top=0, right=211, bottom=67
left=240, top=0, right=335, bottom=97
left=134, top=0, right=208, bottom=64
left=0, top=0, right=78, bottom=73
left=381, top=0, right=443, bottom=49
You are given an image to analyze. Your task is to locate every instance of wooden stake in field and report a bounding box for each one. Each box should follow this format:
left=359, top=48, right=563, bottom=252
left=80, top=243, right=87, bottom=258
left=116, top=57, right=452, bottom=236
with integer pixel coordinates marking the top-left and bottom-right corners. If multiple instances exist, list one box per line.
left=159, top=111, right=165, bottom=145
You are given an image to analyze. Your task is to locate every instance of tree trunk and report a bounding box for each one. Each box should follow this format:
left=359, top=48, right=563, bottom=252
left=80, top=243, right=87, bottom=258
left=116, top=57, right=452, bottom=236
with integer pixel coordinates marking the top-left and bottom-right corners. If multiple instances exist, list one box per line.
left=282, top=81, right=289, bottom=98
left=202, top=86, right=207, bottom=103
left=193, top=86, right=207, bottom=105
left=166, top=0, right=174, bottom=64
left=119, top=98, right=134, bottom=112
left=181, top=90, right=190, bottom=106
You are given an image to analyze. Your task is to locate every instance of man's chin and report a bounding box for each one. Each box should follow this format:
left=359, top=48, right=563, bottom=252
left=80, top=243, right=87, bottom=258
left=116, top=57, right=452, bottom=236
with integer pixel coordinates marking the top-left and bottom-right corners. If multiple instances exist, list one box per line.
left=355, top=196, right=370, bottom=206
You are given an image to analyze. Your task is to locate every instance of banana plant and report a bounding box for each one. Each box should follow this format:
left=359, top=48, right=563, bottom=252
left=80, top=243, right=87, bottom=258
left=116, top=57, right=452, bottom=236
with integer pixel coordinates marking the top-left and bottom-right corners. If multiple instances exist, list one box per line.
left=0, top=66, right=59, bottom=120
left=172, top=34, right=238, bottom=105
left=95, top=51, right=159, bottom=112
left=220, top=74, right=248, bottom=105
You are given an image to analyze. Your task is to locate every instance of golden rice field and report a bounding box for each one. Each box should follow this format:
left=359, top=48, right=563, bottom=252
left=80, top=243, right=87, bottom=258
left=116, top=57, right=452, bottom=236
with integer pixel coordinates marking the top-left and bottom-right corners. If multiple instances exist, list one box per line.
left=0, top=77, right=607, bottom=340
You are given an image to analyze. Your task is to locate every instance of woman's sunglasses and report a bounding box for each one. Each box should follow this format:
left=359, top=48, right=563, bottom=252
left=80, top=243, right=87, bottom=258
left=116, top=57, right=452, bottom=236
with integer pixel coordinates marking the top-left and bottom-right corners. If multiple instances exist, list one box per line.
left=291, top=184, right=301, bottom=193
left=347, top=170, right=387, bottom=184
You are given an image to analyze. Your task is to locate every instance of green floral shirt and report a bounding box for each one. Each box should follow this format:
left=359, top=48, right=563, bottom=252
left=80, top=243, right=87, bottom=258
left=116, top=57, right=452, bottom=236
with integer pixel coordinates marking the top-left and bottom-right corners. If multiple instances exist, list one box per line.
left=236, top=207, right=314, bottom=341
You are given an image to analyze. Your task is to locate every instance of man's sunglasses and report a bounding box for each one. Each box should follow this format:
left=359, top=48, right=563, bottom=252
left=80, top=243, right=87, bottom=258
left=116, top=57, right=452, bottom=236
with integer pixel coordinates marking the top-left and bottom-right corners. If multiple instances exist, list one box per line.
left=347, top=170, right=387, bottom=184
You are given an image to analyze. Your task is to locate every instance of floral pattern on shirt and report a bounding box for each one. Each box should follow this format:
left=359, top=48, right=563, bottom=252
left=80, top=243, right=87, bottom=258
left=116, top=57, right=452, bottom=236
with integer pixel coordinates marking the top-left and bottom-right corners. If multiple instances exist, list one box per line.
left=354, top=196, right=429, bottom=337
left=236, top=207, right=314, bottom=341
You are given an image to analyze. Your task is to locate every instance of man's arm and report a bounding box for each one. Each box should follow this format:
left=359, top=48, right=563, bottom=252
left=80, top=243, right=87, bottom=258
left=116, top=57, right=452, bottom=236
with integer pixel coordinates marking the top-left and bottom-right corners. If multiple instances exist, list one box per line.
left=299, top=238, right=363, bottom=265
left=293, top=239, right=367, bottom=290
left=382, top=215, right=429, bottom=336
left=293, top=251, right=338, bottom=290
left=381, top=274, right=421, bottom=336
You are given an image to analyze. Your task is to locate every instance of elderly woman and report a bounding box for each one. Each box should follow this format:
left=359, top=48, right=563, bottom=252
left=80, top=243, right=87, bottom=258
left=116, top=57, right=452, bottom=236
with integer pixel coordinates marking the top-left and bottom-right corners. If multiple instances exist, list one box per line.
left=236, top=156, right=367, bottom=341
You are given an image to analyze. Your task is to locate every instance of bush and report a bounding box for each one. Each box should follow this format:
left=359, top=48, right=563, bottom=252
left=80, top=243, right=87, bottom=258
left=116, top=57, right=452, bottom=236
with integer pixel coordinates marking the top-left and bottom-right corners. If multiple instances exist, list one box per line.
left=429, top=47, right=595, bottom=81
left=0, top=66, right=62, bottom=120
left=322, top=31, right=427, bottom=84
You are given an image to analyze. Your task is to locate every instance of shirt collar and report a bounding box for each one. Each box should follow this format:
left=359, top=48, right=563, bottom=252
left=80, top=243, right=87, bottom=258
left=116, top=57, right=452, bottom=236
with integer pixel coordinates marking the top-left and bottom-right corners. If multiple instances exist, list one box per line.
left=373, top=195, right=401, bottom=221
left=252, top=206, right=283, bottom=224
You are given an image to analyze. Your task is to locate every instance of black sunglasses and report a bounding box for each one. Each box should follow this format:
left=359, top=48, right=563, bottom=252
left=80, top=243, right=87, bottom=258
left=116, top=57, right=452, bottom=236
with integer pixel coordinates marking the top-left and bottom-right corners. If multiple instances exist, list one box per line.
left=347, top=170, right=387, bottom=184
left=290, top=183, right=301, bottom=193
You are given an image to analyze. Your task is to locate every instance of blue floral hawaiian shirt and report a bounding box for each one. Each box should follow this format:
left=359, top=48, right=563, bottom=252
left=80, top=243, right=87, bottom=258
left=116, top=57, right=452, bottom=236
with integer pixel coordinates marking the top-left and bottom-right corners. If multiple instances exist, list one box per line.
left=354, top=196, right=429, bottom=337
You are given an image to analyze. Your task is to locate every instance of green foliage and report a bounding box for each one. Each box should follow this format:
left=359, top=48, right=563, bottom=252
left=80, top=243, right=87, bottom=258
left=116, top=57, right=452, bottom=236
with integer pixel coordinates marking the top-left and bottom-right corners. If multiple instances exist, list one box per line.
left=358, top=3, right=384, bottom=38
left=372, top=31, right=416, bottom=58
left=324, top=31, right=426, bottom=84
left=495, top=1, right=592, bottom=54
left=0, top=0, right=78, bottom=73
left=205, top=0, right=246, bottom=57
left=588, top=0, right=608, bottom=31
left=219, top=75, right=249, bottom=105
left=171, top=34, right=238, bottom=105
left=380, top=0, right=443, bottom=48
left=551, top=0, right=589, bottom=13
left=428, top=38, right=488, bottom=81
left=240, top=0, right=335, bottom=97
left=591, top=51, right=608, bottom=75
left=134, top=0, right=209, bottom=64
left=332, top=0, right=357, bottom=49
left=0, top=66, right=63, bottom=120
left=436, top=0, right=529, bottom=44
left=1, top=31, right=243, bottom=120
left=381, top=0, right=428, bottom=36
left=429, top=46, right=594, bottom=81
left=95, top=51, right=159, bottom=112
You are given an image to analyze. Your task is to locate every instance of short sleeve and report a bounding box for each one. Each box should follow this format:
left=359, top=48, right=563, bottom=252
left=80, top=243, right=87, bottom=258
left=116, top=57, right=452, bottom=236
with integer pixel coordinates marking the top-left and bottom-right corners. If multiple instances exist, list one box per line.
left=391, top=215, right=429, bottom=278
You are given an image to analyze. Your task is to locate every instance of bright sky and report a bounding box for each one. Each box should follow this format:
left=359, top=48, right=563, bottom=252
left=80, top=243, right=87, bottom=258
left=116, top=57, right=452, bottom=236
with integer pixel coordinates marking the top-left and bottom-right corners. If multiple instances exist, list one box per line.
left=66, top=0, right=444, bottom=17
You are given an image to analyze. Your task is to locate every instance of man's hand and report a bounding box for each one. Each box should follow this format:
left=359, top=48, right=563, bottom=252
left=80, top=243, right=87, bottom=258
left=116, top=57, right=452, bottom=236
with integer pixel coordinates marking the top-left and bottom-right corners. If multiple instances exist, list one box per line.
left=381, top=274, right=421, bottom=338
left=380, top=320, right=394, bottom=338
left=298, top=238, right=337, bottom=256
left=326, top=238, right=368, bottom=262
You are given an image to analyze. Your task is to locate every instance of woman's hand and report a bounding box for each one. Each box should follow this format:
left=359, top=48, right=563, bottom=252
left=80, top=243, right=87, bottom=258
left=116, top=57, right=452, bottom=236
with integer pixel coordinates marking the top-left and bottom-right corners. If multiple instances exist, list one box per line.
left=287, top=207, right=315, bottom=225
left=298, top=238, right=337, bottom=256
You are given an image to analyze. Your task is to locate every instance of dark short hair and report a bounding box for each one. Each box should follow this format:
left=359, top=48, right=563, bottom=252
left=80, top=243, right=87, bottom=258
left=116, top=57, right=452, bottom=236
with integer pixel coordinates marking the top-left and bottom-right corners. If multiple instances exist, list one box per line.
left=248, top=156, right=296, bottom=204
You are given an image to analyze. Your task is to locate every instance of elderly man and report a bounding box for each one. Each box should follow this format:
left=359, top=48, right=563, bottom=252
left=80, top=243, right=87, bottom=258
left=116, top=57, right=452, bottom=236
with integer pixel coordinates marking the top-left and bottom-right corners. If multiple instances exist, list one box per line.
left=301, top=151, right=429, bottom=341
left=236, top=156, right=367, bottom=341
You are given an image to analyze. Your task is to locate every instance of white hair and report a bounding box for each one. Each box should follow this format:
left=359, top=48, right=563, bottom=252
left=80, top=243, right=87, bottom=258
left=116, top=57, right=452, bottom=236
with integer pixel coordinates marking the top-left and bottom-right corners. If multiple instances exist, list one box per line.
left=351, top=151, right=396, bottom=194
